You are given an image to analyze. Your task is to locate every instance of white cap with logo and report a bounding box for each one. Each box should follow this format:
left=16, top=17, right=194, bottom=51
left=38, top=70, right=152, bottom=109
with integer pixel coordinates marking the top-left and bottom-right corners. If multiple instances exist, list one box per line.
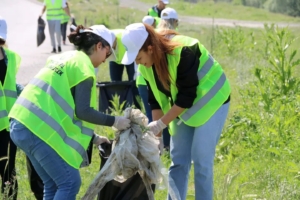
left=160, top=0, right=169, bottom=4
left=121, top=23, right=148, bottom=65
left=142, top=16, right=155, bottom=26
left=161, top=8, right=178, bottom=20
left=0, top=16, right=7, bottom=41
left=83, top=25, right=114, bottom=48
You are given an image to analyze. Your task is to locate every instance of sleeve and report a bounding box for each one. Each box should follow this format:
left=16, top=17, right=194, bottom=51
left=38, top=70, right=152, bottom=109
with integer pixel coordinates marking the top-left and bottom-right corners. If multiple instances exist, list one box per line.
left=73, top=78, right=115, bottom=126
left=146, top=80, right=161, bottom=110
left=174, top=43, right=201, bottom=108
left=16, top=83, right=24, bottom=96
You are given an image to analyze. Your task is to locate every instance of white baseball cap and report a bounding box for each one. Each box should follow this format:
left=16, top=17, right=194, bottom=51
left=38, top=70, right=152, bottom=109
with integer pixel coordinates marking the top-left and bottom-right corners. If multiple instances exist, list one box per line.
left=121, top=23, right=148, bottom=65
left=84, top=25, right=114, bottom=48
left=160, top=0, right=169, bottom=4
left=142, top=16, right=155, bottom=26
left=161, top=8, right=178, bottom=20
left=0, top=16, right=7, bottom=41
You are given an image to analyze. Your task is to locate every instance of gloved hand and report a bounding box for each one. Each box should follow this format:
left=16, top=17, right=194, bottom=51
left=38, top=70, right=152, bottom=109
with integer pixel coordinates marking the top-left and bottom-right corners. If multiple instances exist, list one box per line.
left=157, top=137, right=164, bottom=156
left=112, top=116, right=131, bottom=130
left=147, top=119, right=167, bottom=136
left=93, top=134, right=110, bottom=146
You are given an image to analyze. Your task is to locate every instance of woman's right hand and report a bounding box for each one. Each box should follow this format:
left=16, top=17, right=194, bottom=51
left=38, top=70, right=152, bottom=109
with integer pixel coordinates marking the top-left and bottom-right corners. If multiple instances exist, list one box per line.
left=112, top=116, right=131, bottom=130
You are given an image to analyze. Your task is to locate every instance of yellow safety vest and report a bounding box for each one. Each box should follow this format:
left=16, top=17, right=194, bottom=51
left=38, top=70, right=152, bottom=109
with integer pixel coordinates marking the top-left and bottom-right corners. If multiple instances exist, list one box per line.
left=9, top=51, right=97, bottom=169
left=45, top=0, right=63, bottom=20
left=139, top=35, right=231, bottom=134
left=111, top=29, right=126, bottom=65
left=61, top=8, right=69, bottom=24
left=148, top=7, right=159, bottom=18
left=136, top=65, right=147, bottom=86
left=0, top=49, right=21, bottom=131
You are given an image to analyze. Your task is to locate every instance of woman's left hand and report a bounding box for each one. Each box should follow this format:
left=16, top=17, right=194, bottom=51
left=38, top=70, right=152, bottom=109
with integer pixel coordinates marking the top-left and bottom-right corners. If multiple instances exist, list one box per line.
left=93, top=134, right=111, bottom=146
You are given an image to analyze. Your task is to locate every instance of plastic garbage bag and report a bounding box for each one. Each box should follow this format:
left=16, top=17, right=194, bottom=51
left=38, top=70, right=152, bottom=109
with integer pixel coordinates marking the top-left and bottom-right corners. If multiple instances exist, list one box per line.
left=82, top=108, right=179, bottom=200
left=37, top=17, right=46, bottom=47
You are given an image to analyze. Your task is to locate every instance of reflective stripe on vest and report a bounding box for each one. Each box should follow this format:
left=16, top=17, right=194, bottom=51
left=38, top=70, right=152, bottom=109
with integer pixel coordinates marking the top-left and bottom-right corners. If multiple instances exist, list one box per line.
left=0, top=110, right=8, bottom=118
left=140, top=35, right=230, bottom=130
left=180, top=55, right=226, bottom=122
left=0, top=49, right=20, bottom=131
left=29, top=78, right=94, bottom=136
left=15, top=96, right=89, bottom=167
left=9, top=50, right=96, bottom=168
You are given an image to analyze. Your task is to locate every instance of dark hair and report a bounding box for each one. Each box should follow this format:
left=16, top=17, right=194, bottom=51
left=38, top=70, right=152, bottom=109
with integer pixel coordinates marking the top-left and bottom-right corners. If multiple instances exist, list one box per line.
left=68, top=25, right=110, bottom=55
left=0, top=39, right=5, bottom=46
left=141, top=23, right=181, bottom=90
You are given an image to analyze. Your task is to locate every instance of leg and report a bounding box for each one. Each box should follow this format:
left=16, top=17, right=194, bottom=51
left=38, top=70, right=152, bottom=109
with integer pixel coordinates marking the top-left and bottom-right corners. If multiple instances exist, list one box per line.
left=137, top=85, right=152, bottom=122
left=192, top=103, right=230, bottom=200
left=61, top=22, right=67, bottom=44
left=0, top=130, right=18, bottom=200
left=47, top=20, right=56, bottom=49
left=168, top=120, right=194, bottom=200
left=125, top=62, right=135, bottom=81
left=10, top=119, right=81, bottom=200
left=109, top=61, right=124, bottom=81
left=26, top=156, right=44, bottom=200
left=54, top=20, right=62, bottom=48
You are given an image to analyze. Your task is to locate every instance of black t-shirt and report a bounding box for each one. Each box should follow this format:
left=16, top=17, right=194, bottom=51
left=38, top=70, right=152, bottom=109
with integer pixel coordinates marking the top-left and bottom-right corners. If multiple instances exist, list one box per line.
left=0, top=58, right=7, bottom=84
left=147, top=43, right=230, bottom=110
left=147, top=43, right=201, bottom=109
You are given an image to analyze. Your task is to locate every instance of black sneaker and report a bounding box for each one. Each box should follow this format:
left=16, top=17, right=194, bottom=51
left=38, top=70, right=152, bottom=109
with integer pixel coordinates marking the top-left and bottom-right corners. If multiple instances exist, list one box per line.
left=58, top=46, right=61, bottom=53
left=51, top=48, right=56, bottom=53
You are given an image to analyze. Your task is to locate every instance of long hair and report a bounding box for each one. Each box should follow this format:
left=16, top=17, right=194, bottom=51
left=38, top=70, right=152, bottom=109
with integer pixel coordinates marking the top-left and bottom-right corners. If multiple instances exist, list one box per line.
left=141, top=23, right=181, bottom=90
left=157, top=19, right=178, bottom=31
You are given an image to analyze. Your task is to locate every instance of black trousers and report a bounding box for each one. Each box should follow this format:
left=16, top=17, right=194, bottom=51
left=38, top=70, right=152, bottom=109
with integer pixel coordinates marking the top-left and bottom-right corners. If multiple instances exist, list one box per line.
left=61, top=22, right=68, bottom=42
left=0, top=129, right=18, bottom=199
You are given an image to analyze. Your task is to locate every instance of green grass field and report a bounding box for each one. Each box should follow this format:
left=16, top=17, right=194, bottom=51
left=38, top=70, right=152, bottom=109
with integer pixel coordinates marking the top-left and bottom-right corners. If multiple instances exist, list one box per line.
left=6, top=0, right=300, bottom=199
left=138, top=0, right=300, bottom=22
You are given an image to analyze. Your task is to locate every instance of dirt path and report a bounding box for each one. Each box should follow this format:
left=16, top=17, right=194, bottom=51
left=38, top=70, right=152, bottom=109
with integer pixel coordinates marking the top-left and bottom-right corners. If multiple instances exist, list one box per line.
left=119, top=0, right=300, bottom=28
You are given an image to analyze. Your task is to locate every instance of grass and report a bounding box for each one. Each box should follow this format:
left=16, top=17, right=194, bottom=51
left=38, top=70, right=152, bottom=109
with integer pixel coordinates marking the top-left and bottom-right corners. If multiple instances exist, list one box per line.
left=139, top=0, right=300, bottom=22
left=6, top=0, right=300, bottom=199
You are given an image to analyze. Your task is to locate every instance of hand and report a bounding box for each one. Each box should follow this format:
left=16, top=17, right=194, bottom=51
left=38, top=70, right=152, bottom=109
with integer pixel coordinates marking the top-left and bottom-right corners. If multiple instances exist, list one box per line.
left=147, top=119, right=167, bottom=136
left=157, top=137, right=164, bottom=156
left=112, top=116, right=131, bottom=130
left=93, top=134, right=110, bottom=146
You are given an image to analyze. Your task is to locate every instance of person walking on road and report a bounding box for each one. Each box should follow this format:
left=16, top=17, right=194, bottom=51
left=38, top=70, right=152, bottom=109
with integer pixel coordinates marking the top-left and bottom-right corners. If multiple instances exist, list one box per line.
left=121, top=23, right=231, bottom=200
left=40, top=0, right=71, bottom=53
left=147, top=0, right=169, bottom=18
left=9, top=24, right=131, bottom=200
left=0, top=16, right=23, bottom=200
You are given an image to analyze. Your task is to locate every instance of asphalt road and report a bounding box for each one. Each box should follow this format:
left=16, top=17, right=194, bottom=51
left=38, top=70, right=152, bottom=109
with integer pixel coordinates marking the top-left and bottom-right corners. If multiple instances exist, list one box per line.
left=1, top=0, right=74, bottom=85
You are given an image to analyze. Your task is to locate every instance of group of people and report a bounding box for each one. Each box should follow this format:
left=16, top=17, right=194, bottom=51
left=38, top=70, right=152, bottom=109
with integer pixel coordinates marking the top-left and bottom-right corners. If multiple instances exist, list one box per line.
left=0, top=0, right=231, bottom=200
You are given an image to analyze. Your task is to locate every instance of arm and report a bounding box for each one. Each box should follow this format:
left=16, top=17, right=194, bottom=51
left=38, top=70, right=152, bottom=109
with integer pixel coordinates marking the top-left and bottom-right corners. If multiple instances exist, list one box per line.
left=40, top=5, right=46, bottom=17
left=63, top=6, right=71, bottom=17
left=63, top=1, right=71, bottom=17
left=73, top=77, right=115, bottom=126
left=16, top=83, right=24, bottom=96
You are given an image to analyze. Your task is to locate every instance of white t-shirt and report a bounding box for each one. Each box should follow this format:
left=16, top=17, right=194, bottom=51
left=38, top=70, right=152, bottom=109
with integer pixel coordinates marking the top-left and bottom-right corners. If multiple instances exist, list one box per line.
left=44, top=0, right=67, bottom=8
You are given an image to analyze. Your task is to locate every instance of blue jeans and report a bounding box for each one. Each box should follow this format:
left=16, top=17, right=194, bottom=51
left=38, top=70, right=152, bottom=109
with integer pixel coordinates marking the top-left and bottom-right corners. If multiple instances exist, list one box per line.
left=168, top=103, right=230, bottom=200
left=137, top=85, right=171, bottom=147
left=109, top=61, right=135, bottom=81
left=10, top=119, right=81, bottom=200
